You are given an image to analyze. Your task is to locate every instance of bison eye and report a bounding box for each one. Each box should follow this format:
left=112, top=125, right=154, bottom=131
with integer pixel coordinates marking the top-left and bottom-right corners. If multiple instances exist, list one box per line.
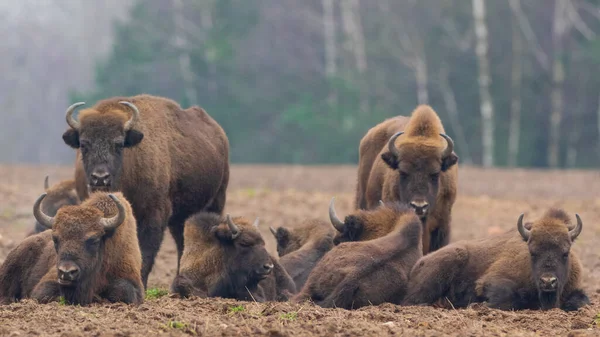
left=563, top=252, right=569, bottom=259
left=430, top=173, right=440, bottom=181
left=85, top=238, right=100, bottom=250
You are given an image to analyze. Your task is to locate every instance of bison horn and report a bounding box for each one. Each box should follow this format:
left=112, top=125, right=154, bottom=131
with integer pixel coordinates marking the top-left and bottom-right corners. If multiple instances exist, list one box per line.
left=33, top=193, right=54, bottom=230
left=328, top=197, right=345, bottom=232
left=65, top=102, right=85, bottom=130
left=569, top=214, right=583, bottom=241
left=253, top=217, right=260, bottom=228
left=517, top=213, right=530, bottom=241
left=119, top=101, right=140, bottom=131
left=379, top=200, right=385, bottom=207
left=387, top=132, right=403, bottom=158
left=44, top=175, right=49, bottom=190
left=226, top=214, right=241, bottom=239
left=440, top=133, right=455, bottom=158
left=100, top=194, right=126, bottom=231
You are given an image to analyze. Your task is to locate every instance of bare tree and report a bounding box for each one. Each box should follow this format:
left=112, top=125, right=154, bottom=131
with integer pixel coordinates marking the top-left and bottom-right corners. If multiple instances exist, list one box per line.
left=508, top=0, right=523, bottom=167
left=172, top=0, right=198, bottom=105
left=341, top=0, right=368, bottom=113
left=472, top=0, right=495, bottom=167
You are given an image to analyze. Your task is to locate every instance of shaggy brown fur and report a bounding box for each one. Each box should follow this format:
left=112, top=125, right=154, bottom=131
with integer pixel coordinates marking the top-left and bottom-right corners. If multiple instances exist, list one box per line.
left=293, top=204, right=422, bottom=309
left=171, top=213, right=296, bottom=302
left=0, top=192, right=143, bottom=306
left=270, top=219, right=335, bottom=290
left=354, top=105, right=458, bottom=254
left=403, top=209, right=588, bottom=311
left=61, top=94, right=230, bottom=288
left=27, top=177, right=80, bottom=237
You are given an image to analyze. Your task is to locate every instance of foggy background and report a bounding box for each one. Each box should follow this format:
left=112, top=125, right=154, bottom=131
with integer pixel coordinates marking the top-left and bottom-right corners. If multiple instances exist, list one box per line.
left=2, top=0, right=600, bottom=169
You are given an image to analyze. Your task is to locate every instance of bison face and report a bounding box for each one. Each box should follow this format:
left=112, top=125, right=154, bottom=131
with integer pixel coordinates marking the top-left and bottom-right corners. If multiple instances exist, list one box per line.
left=517, top=213, right=583, bottom=310
left=61, top=102, right=144, bottom=192
left=213, top=216, right=274, bottom=285
left=32, top=193, right=126, bottom=304
left=381, top=132, right=458, bottom=218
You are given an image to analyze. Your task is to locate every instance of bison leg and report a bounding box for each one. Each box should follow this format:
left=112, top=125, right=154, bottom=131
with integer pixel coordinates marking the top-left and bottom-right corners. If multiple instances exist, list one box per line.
left=137, top=212, right=169, bottom=289
left=429, top=223, right=450, bottom=253
left=403, top=246, right=469, bottom=306
left=561, top=289, right=590, bottom=312
left=476, top=277, right=533, bottom=311
left=31, top=277, right=61, bottom=304
left=167, top=214, right=187, bottom=276
left=102, top=278, right=144, bottom=305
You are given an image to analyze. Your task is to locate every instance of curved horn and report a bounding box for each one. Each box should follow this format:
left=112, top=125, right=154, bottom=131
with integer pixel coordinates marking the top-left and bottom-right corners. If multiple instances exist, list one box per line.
left=44, top=176, right=49, bottom=190
left=119, top=101, right=140, bottom=131
left=33, top=193, right=54, bottom=229
left=387, top=132, right=403, bottom=158
left=569, top=214, right=583, bottom=241
left=226, top=214, right=240, bottom=239
left=65, top=102, right=85, bottom=130
left=328, top=197, right=345, bottom=232
left=379, top=200, right=385, bottom=207
left=253, top=217, right=260, bottom=228
left=440, top=133, right=455, bottom=158
left=517, top=213, right=530, bottom=241
left=100, top=194, right=126, bottom=231
left=269, top=226, right=277, bottom=237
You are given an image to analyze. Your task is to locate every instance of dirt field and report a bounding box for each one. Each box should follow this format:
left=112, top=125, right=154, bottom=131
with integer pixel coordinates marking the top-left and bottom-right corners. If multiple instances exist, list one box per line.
left=1, top=164, right=600, bottom=336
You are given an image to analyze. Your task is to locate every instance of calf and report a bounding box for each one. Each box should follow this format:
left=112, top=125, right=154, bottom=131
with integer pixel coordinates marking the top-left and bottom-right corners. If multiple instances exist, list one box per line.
left=171, top=213, right=296, bottom=302
left=27, top=176, right=80, bottom=237
left=270, top=219, right=335, bottom=290
left=293, top=204, right=422, bottom=309
left=403, top=209, right=589, bottom=311
left=0, top=192, right=143, bottom=305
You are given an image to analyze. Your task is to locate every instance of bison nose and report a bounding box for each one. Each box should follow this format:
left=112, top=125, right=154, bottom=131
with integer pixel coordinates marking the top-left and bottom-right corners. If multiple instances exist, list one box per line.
left=410, top=201, right=429, bottom=216
left=540, top=275, right=558, bottom=291
left=263, top=263, right=274, bottom=274
left=58, top=264, right=80, bottom=281
left=90, top=170, right=111, bottom=186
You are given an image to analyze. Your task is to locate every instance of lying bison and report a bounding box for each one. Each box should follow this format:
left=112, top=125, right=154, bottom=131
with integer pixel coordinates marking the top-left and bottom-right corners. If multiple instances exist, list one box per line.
left=328, top=198, right=406, bottom=245
left=270, top=218, right=335, bottom=290
left=293, top=203, right=422, bottom=309
left=0, top=192, right=143, bottom=305
left=27, top=176, right=80, bottom=237
left=171, top=213, right=296, bottom=302
left=61, top=95, right=230, bottom=287
left=354, top=105, right=458, bottom=254
left=403, top=209, right=589, bottom=311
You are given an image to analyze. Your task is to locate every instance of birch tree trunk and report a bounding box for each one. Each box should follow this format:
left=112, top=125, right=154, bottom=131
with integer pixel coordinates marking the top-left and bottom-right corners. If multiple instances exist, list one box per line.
left=341, top=0, right=368, bottom=113
left=472, top=0, right=494, bottom=167
left=414, top=44, right=429, bottom=105
left=172, top=0, right=197, bottom=105
left=566, top=72, right=586, bottom=168
left=439, top=65, right=472, bottom=164
left=548, top=0, right=567, bottom=168
left=322, top=0, right=337, bottom=104
left=200, top=1, right=217, bottom=93
left=508, top=1, right=523, bottom=167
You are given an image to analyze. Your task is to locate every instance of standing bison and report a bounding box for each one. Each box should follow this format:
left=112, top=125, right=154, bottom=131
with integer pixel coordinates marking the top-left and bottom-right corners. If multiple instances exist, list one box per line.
left=0, top=192, right=143, bottom=305
left=403, top=209, right=589, bottom=311
left=27, top=176, right=80, bottom=237
left=61, top=94, right=230, bottom=287
left=171, top=213, right=296, bottom=301
left=354, top=105, right=458, bottom=254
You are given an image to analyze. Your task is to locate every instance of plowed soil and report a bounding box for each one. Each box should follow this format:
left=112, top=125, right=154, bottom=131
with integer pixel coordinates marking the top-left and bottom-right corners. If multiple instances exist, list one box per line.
left=1, top=164, right=599, bottom=336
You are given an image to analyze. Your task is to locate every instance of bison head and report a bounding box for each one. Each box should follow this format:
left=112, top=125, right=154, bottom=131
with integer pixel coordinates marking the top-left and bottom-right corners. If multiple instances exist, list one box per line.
left=40, top=176, right=80, bottom=217
left=517, top=211, right=583, bottom=310
left=211, top=215, right=274, bottom=293
left=62, top=101, right=144, bottom=192
left=32, top=193, right=126, bottom=305
left=380, top=132, right=458, bottom=218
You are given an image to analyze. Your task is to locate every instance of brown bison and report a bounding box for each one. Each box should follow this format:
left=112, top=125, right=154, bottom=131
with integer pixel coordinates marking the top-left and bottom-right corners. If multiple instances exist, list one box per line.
left=0, top=192, right=143, bottom=305
left=61, top=94, right=230, bottom=287
left=293, top=203, right=422, bottom=309
left=269, top=219, right=335, bottom=290
left=27, top=176, right=80, bottom=237
left=354, top=105, right=458, bottom=254
left=171, top=213, right=296, bottom=302
left=403, top=209, right=589, bottom=311
left=328, top=198, right=405, bottom=245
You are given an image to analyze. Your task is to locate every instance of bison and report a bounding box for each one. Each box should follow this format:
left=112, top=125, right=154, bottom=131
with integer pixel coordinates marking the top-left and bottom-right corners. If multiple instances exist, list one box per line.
left=293, top=203, right=422, bottom=309
left=354, top=105, right=458, bottom=254
left=171, top=213, right=296, bottom=302
left=61, top=94, right=230, bottom=287
left=27, top=176, right=80, bottom=237
left=269, top=218, right=335, bottom=290
left=0, top=192, right=143, bottom=306
left=403, top=209, right=589, bottom=311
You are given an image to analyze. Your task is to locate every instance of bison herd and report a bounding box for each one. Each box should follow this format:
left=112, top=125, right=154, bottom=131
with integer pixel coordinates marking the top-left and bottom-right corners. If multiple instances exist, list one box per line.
left=0, top=95, right=590, bottom=314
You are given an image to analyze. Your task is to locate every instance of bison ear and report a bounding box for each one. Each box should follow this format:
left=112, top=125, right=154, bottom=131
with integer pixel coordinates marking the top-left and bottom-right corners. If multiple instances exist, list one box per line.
left=124, top=130, right=144, bottom=148
left=441, top=153, right=459, bottom=172
left=275, top=227, right=290, bottom=248
left=381, top=151, right=399, bottom=170
left=62, top=129, right=80, bottom=149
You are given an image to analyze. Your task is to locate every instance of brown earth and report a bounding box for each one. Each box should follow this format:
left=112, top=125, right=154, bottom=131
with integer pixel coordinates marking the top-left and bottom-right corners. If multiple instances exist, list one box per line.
left=0, top=164, right=599, bottom=336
